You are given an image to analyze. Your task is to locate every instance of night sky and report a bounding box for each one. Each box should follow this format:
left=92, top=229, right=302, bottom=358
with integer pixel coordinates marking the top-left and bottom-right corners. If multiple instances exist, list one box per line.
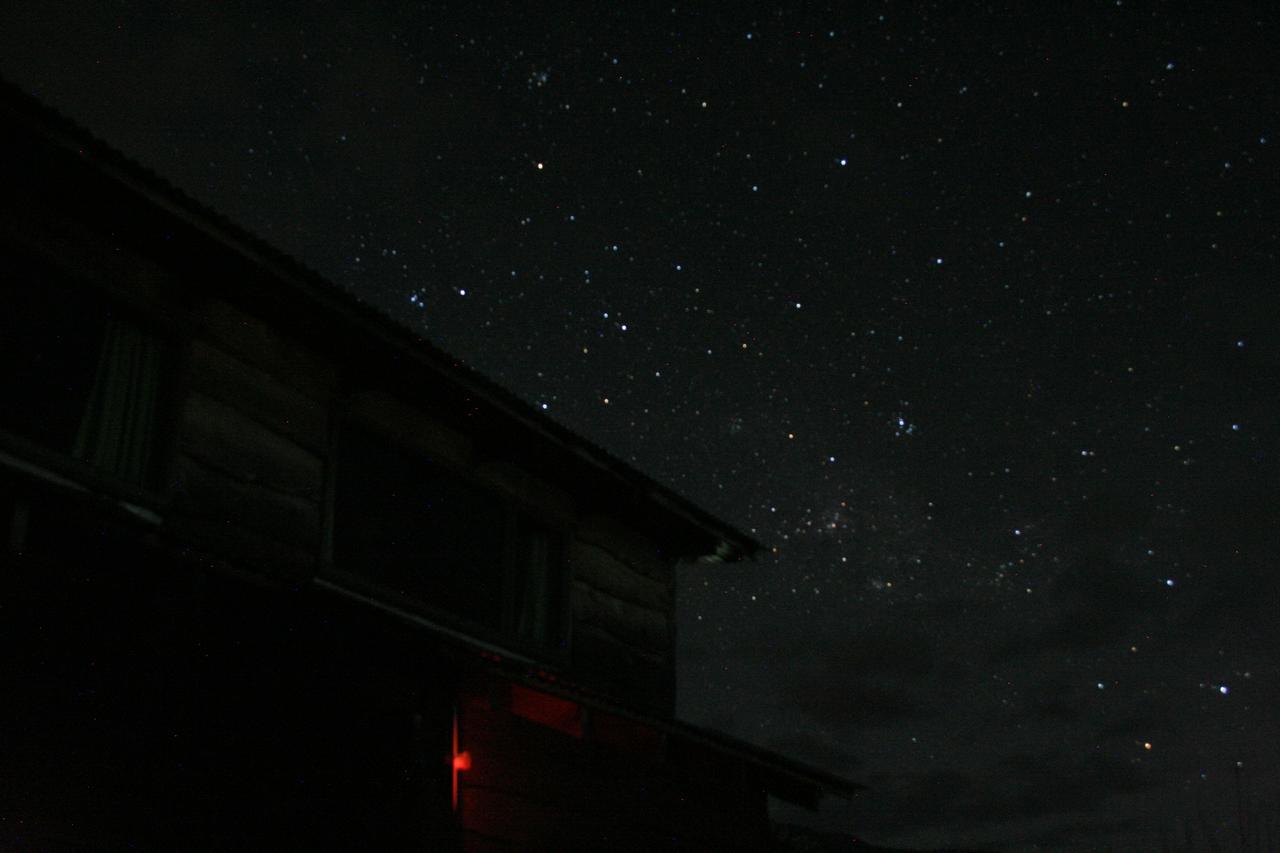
left=3, top=3, right=1278, bottom=850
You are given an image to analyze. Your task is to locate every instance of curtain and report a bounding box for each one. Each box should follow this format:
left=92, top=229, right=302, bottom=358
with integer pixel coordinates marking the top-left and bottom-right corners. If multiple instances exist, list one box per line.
left=72, top=315, right=160, bottom=485
left=514, top=528, right=553, bottom=645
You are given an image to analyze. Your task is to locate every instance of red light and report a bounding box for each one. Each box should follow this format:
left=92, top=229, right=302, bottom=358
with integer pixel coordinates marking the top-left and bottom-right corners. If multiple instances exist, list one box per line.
left=451, top=707, right=466, bottom=811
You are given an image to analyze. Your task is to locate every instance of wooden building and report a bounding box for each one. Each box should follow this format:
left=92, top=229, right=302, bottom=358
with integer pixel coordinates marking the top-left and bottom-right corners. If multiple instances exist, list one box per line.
left=0, top=81, right=855, bottom=851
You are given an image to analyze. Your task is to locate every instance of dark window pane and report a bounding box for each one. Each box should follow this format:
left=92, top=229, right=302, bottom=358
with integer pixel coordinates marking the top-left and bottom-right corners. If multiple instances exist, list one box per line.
left=0, top=270, right=161, bottom=486
left=334, top=424, right=507, bottom=629
left=1, top=276, right=108, bottom=451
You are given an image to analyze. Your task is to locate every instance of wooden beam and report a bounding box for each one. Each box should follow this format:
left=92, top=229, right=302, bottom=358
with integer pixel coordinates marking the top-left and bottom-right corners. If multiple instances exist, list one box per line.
left=570, top=581, right=669, bottom=654
left=196, top=298, right=338, bottom=402
left=187, top=338, right=329, bottom=454
left=575, top=513, right=671, bottom=581
left=345, top=390, right=472, bottom=470
left=179, top=391, right=324, bottom=501
left=569, top=540, right=670, bottom=611
left=171, top=453, right=320, bottom=550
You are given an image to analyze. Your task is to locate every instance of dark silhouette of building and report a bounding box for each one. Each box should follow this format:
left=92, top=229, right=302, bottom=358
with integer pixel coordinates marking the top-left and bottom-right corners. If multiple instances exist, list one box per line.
left=0, top=81, right=854, bottom=851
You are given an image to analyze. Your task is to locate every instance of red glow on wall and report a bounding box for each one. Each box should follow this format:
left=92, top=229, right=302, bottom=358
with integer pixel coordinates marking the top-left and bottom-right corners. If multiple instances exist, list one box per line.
left=510, top=684, right=583, bottom=738
left=451, top=707, right=467, bottom=811
left=592, top=711, right=664, bottom=759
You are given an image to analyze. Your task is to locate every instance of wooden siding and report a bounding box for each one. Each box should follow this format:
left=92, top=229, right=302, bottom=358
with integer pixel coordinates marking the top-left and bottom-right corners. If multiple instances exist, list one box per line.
left=9, top=129, right=709, bottom=719
left=576, top=513, right=673, bottom=579
left=187, top=338, right=328, bottom=453
left=571, top=540, right=670, bottom=610
left=179, top=391, right=324, bottom=500
left=196, top=297, right=339, bottom=403
left=346, top=389, right=472, bottom=470
left=472, top=456, right=574, bottom=524
left=169, top=299, right=332, bottom=577
left=171, top=454, right=320, bottom=548
left=568, top=515, right=676, bottom=711
left=570, top=579, right=667, bottom=652
left=570, top=623, right=671, bottom=712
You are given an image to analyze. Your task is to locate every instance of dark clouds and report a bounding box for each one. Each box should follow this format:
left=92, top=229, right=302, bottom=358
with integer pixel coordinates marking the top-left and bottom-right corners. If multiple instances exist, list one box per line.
left=852, top=752, right=1163, bottom=846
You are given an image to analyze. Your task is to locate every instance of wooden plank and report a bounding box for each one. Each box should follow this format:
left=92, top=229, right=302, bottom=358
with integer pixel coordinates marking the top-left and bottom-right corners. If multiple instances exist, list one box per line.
left=588, top=711, right=665, bottom=766
left=195, top=297, right=338, bottom=402
left=171, top=454, right=319, bottom=550
left=571, top=623, right=672, bottom=713
left=164, top=513, right=315, bottom=580
left=187, top=338, right=329, bottom=453
left=571, top=581, right=669, bottom=654
left=571, top=623, right=667, bottom=671
left=471, top=457, right=574, bottom=524
left=346, top=390, right=471, bottom=469
left=569, top=540, right=669, bottom=611
left=575, top=513, right=672, bottom=581
left=179, top=391, right=324, bottom=501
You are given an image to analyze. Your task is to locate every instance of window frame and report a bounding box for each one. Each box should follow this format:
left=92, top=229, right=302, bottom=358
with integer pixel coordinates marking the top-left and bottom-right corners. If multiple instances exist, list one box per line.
left=0, top=238, right=184, bottom=516
left=321, top=400, right=572, bottom=665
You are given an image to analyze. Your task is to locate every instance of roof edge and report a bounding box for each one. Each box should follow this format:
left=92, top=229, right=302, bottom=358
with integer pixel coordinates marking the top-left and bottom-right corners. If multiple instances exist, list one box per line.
left=0, top=76, right=762, bottom=561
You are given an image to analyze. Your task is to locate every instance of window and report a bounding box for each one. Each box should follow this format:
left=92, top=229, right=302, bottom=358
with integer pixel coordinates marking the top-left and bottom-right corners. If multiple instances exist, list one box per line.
left=509, top=517, right=565, bottom=649
left=333, top=422, right=566, bottom=651
left=0, top=267, right=165, bottom=488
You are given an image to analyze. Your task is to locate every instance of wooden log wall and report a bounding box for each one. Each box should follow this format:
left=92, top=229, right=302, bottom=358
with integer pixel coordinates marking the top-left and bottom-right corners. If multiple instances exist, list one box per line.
left=346, top=389, right=472, bottom=470
left=166, top=297, right=334, bottom=580
left=14, top=174, right=689, bottom=708
left=569, top=514, right=677, bottom=713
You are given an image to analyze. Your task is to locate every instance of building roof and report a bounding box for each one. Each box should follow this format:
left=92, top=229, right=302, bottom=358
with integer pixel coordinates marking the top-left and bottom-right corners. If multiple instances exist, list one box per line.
left=316, top=574, right=862, bottom=807
left=2, top=77, right=859, bottom=808
left=0, top=76, right=761, bottom=563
